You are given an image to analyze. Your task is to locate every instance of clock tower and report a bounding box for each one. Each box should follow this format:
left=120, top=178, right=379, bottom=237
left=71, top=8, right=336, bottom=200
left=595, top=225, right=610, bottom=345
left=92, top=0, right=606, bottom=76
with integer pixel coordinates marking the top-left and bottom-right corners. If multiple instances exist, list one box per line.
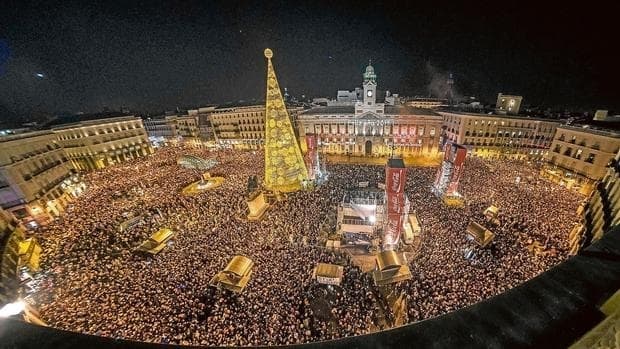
left=363, top=60, right=377, bottom=106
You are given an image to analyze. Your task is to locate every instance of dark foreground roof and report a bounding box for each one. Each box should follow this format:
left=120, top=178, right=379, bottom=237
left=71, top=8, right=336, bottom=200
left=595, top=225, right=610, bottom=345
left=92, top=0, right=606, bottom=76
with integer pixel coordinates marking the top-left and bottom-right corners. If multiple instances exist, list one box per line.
left=1, top=226, right=620, bottom=349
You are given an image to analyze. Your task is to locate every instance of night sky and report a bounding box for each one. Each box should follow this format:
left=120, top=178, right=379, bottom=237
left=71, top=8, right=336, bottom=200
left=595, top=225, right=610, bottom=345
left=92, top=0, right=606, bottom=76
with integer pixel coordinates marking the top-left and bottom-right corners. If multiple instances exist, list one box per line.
left=0, top=1, right=618, bottom=124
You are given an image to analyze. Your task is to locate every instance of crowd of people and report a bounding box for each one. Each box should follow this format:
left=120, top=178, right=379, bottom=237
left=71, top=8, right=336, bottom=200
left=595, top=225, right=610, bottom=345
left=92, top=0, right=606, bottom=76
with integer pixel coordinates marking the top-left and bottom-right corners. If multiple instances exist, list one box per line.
left=32, top=146, right=583, bottom=346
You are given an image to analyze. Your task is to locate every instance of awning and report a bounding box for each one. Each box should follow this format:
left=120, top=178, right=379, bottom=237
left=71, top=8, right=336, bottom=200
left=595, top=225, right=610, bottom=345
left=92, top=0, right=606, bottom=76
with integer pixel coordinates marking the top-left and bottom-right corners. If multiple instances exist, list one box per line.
left=224, top=255, right=254, bottom=277
left=484, top=205, right=499, bottom=219
left=314, top=263, right=344, bottom=279
left=210, top=255, right=254, bottom=293
left=376, top=250, right=407, bottom=272
left=135, top=228, right=174, bottom=254
left=466, top=221, right=495, bottom=248
left=313, top=263, right=344, bottom=286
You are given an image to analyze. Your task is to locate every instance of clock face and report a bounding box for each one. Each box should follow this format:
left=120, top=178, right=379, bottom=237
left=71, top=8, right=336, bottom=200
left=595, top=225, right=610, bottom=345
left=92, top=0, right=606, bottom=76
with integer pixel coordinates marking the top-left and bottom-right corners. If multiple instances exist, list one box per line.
left=367, top=90, right=373, bottom=97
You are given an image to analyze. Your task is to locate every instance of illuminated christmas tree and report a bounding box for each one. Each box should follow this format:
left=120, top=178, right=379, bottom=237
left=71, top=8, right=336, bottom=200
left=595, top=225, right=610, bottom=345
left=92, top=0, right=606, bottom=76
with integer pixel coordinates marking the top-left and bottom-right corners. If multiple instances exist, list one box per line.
left=263, top=48, right=308, bottom=192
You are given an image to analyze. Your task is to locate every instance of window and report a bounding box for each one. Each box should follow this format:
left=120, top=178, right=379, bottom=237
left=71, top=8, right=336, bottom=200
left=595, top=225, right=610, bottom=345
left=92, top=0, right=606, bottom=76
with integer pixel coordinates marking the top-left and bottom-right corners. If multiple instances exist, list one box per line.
left=585, top=153, right=596, bottom=163
left=564, top=147, right=572, bottom=156
left=430, top=127, right=436, bottom=136
left=418, top=127, right=424, bottom=136
left=558, top=134, right=565, bottom=141
left=574, top=149, right=582, bottom=160
left=553, top=145, right=561, bottom=153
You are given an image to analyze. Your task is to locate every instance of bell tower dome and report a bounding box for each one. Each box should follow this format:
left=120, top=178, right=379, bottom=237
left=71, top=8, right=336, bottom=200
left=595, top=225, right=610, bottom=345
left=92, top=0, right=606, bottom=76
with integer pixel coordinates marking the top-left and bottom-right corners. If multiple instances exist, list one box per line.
left=363, top=60, right=377, bottom=106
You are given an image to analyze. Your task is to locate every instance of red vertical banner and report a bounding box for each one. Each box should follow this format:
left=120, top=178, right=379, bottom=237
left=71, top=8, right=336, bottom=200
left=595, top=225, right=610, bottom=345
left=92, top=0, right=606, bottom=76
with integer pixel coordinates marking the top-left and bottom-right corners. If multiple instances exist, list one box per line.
left=434, top=143, right=450, bottom=188
left=386, top=192, right=406, bottom=214
left=384, top=213, right=404, bottom=247
left=443, top=142, right=452, bottom=162
left=386, top=166, right=406, bottom=194
left=384, top=160, right=407, bottom=248
left=305, top=134, right=317, bottom=180
left=446, top=145, right=467, bottom=196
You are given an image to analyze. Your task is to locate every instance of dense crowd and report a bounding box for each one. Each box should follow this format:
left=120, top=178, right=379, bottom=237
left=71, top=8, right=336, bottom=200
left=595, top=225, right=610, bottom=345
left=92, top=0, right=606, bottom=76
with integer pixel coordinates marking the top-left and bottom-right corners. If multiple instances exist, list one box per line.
left=33, top=146, right=582, bottom=346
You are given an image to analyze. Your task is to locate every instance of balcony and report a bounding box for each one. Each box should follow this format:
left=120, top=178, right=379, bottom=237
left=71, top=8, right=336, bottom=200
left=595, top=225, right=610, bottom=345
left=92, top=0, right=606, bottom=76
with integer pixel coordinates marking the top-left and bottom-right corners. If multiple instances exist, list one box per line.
left=0, top=198, right=26, bottom=209
left=29, top=160, right=64, bottom=178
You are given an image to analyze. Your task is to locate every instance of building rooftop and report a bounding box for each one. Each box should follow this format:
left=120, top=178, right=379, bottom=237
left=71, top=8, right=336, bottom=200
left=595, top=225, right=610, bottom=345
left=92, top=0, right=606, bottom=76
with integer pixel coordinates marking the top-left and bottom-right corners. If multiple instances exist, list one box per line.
left=0, top=130, right=55, bottom=143
left=387, top=158, right=405, bottom=168
left=215, top=100, right=265, bottom=109
left=301, top=105, right=440, bottom=116
left=384, top=105, right=439, bottom=116
left=558, top=124, right=620, bottom=138
left=42, top=112, right=135, bottom=129
left=302, top=106, right=356, bottom=115
left=437, top=109, right=567, bottom=123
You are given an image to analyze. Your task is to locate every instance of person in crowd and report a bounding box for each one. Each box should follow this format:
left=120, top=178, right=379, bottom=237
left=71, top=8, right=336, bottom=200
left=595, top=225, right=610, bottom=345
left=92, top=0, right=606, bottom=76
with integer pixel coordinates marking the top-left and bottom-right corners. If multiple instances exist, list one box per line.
left=33, top=146, right=582, bottom=346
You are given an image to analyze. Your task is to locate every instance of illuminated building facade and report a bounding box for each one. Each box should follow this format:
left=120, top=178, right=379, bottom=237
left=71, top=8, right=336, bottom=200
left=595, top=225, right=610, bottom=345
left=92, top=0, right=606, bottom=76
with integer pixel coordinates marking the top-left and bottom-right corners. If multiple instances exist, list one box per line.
left=166, top=115, right=200, bottom=139
left=405, top=98, right=446, bottom=109
left=208, top=104, right=303, bottom=150
left=543, top=125, right=620, bottom=194
left=298, top=63, right=443, bottom=158
left=210, top=104, right=265, bottom=149
left=0, top=208, right=24, bottom=306
left=581, top=149, right=620, bottom=242
left=190, top=107, right=217, bottom=142
left=439, top=111, right=559, bottom=159
left=53, top=116, right=152, bottom=171
left=143, top=117, right=175, bottom=139
left=144, top=110, right=214, bottom=147
left=0, top=131, right=78, bottom=227
left=495, top=93, right=523, bottom=115
left=433, top=143, right=467, bottom=198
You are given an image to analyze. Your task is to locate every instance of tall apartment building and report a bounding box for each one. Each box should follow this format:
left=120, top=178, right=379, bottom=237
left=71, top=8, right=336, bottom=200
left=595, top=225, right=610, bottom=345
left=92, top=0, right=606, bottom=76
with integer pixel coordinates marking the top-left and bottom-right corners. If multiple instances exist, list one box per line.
left=166, top=115, right=200, bottom=139
left=438, top=111, right=560, bottom=160
left=188, top=107, right=216, bottom=142
left=0, top=208, right=25, bottom=306
left=53, top=116, right=152, bottom=171
left=0, top=131, right=78, bottom=227
left=581, top=149, right=620, bottom=243
left=143, top=117, right=175, bottom=139
left=144, top=108, right=215, bottom=147
left=209, top=104, right=265, bottom=149
left=495, top=93, right=523, bottom=115
left=543, top=125, right=620, bottom=194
